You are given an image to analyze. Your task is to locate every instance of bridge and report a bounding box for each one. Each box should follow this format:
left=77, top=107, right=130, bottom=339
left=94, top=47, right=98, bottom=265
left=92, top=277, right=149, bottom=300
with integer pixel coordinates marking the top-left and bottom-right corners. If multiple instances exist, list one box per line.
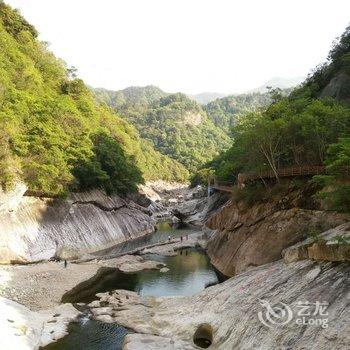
left=208, top=165, right=350, bottom=194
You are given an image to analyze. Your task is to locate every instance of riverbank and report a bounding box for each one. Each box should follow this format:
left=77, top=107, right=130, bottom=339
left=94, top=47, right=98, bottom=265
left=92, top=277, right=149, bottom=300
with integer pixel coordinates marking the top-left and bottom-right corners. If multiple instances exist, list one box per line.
left=0, top=231, right=204, bottom=311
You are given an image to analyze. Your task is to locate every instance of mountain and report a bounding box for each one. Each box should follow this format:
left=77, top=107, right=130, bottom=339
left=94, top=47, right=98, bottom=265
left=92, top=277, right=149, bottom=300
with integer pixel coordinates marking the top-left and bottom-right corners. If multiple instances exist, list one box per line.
left=0, top=2, right=188, bottom=196
left=95, top=85, right=168, bottom=110
left=94, top=87, right=231, bottom=172
left=203, top=92, right=272, bottom=134
left=249, top=76, right=305, bottom=93
left=209, top=25, right=350, bottom=186
left=188, top=92, right=228, bottom=105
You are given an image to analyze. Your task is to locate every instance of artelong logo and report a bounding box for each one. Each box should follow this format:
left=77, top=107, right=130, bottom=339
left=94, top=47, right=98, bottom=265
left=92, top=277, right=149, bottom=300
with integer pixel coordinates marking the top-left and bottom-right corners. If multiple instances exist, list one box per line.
left=258, top=299, right=329, bottom=329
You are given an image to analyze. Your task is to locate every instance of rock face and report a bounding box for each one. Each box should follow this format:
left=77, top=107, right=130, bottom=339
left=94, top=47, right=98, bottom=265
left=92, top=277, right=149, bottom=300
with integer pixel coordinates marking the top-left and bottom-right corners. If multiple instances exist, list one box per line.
left=174, top=192, right=230, bottom=227
left=205, top=189, right=349, bottom=276
left=90, top=260, right=350, bottom=350
left=321, top=73, right=350, bottom=102
left=283, top=223, right=350, bottom=263
left=0, top=183, right=155, bottom=264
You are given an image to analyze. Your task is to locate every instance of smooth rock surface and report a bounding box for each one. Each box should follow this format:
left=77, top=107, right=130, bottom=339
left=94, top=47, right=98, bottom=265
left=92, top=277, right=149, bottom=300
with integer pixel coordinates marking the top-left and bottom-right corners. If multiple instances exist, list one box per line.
left=0, top=297, right=80, bottom=350
left=0, top=183, right=155, bottom=264
left=91, top=260, right=350, bottom=350
left=123, top=334, right=197, bottom=350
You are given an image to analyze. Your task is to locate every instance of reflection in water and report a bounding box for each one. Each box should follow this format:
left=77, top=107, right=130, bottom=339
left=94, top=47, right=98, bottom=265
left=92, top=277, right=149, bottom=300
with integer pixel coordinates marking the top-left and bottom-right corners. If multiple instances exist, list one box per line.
left=63, top=248, right=219, bottom=303
left=43, top=320, right=129, bottom=350
left=43, top=245, right=219, bottom=350
left=94, top=221, right=198, bottom=258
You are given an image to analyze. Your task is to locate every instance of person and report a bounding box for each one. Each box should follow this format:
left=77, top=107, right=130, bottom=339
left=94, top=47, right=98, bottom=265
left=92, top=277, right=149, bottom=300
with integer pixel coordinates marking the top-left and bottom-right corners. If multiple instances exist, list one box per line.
left=64, top=259, right=67, bottom=268
left=180, top=236, right=183, bottom=242
left=168, top=235, right=171, bottom=242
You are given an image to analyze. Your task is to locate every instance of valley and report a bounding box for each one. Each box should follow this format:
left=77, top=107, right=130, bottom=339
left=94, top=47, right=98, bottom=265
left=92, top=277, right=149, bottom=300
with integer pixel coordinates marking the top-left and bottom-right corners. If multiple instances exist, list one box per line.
left=0, top=2, right=349, bottom=350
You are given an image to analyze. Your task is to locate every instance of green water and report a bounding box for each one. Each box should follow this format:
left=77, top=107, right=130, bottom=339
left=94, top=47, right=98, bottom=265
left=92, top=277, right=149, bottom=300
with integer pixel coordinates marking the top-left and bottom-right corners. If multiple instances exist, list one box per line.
left=42, top=247, right=219, bottom=350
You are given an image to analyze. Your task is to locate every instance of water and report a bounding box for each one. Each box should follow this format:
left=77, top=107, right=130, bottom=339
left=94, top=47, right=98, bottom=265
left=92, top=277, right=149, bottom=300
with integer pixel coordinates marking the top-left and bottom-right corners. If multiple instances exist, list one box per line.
left=63, top=248, right=219, bottom=303
left=42, top=227, right=219, bottom=350
left=43, top=319, right=129, bottom=350
left=93, top=221, right=198, bottom=258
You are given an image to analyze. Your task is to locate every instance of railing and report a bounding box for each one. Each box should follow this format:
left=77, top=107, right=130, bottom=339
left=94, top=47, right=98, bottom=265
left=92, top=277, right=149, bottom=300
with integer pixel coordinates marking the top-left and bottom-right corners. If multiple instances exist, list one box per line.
left=209, top=165, right=350, bottom=193
left=238, top=165, right=328, bottom=185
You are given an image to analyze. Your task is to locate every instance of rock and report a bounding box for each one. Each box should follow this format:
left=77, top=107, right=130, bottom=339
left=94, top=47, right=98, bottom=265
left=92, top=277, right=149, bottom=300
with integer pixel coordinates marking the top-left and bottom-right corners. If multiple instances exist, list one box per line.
left=206, top=191, right=349, bottom=276
left=321, top=73, right=350, bottom=101
left=91, top=260, right=350, bottom=350
left=0, top=185, right=155, bottom=264
left=119, top=259, right=166, bottom=273
left=308, top=242, right=350, bottom=261
left=174, top=192, right=229, bottom=227
left=123, top=334, right=197, bottom=350
left=283, top=222, right=350, bottom=263
left=0, top=296, right=80, bottom=349
left=159, top=267, right=169, bottom=273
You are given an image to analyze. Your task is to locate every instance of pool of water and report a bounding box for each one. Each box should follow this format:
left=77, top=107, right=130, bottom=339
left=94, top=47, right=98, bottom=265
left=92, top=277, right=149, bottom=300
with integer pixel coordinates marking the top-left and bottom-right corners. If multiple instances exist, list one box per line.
left=42, top=247, right=219, bottom=350
left=43, top=318, right=129, bottom=350
left=63, top=248, right=219, bottom=303
left=93, top=221, right=199, bottom=258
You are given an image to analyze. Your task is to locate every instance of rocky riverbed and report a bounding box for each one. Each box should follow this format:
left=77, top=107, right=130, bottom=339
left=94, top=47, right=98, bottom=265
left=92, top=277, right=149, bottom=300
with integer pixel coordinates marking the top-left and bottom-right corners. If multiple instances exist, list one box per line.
left=1, top=180, right=350, bottom=350
left=90, top=259, right=350, bottom=350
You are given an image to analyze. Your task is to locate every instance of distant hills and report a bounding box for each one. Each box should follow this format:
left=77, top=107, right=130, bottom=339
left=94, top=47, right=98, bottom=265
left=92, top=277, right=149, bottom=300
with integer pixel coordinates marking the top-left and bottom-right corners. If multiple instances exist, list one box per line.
left=187, top=76, right=304, bottom=104
left=204, top=92, right=272, bottom=135
left=187, top=92, right=228, bottom=105
left=94, top=78, right=305, bottom=172
left=248, top=76, right=305, bottom=93
left=94, top=87, right=231, bottom=172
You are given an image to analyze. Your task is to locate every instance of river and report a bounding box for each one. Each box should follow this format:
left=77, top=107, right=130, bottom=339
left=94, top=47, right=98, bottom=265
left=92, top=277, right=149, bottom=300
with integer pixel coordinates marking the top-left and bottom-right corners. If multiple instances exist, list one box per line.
left=42, top=223, right=220, bottom=350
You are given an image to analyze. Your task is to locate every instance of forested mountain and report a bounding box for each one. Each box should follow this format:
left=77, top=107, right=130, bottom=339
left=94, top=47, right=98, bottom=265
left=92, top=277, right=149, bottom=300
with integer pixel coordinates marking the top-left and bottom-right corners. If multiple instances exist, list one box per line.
left=94, top=86, right=168, bottom=111
left=94, top=87, right=231, bottom=172
left=0, top=2, right=188, bottom=196
left=206, top=25, right=350, bottom=210
left=203, top=92, right=272, bottom=134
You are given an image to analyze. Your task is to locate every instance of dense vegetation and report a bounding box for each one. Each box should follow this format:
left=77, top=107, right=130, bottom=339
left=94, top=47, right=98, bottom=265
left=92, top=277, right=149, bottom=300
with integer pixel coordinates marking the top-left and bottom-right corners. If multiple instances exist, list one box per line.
left=204, top=25, right=350, bottom=211
left=95, top=87, right=231, bottom=172
left=0, top=2, right=188, bottom=196
left=203, top=92, right=272, bottom=135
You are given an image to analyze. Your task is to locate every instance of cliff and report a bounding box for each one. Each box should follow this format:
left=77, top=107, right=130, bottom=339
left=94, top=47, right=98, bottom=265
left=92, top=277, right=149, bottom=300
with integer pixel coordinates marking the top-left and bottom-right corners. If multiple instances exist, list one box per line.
left=0, top=183, right=155, bottom=264
left=205, top=187, right=349, bottom=276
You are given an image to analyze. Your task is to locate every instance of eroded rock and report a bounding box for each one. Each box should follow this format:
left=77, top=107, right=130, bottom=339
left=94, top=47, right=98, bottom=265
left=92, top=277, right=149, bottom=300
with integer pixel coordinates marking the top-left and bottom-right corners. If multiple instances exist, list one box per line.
left=283, top=222, right=350, bottom=263
left=0, top=184, right=155, bottom=264
left=90, top=260, right=350, bottom=350
left=206, top=190, right=349, bottom=276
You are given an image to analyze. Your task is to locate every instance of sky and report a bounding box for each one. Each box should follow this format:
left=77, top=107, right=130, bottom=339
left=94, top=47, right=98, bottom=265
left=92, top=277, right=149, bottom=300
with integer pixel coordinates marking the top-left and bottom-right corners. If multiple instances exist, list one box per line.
left=5, top=0, right=350, bottom=94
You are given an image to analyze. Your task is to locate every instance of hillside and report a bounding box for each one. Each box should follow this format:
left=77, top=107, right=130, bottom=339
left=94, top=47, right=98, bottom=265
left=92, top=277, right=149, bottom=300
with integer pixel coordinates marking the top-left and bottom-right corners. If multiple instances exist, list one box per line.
left=94, top=87, right=231, bottom=172
left=0, top=3, right=188, bottom=196
left=207, top=25, right=350, bottom=213
left=296, top=25, right=350, bottom=101
left=203, top=92, right=272, bottom=134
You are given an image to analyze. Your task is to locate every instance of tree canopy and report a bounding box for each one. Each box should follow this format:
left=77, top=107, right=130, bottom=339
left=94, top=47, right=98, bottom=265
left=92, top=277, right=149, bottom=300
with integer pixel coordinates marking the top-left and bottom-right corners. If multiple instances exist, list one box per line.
left=0, top=2, right=188, bottom=195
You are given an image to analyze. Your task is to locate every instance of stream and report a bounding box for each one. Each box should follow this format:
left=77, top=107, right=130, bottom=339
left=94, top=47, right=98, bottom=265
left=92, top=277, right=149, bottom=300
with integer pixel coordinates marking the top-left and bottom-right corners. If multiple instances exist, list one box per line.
left=42, top=223, right=220, bottom=350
